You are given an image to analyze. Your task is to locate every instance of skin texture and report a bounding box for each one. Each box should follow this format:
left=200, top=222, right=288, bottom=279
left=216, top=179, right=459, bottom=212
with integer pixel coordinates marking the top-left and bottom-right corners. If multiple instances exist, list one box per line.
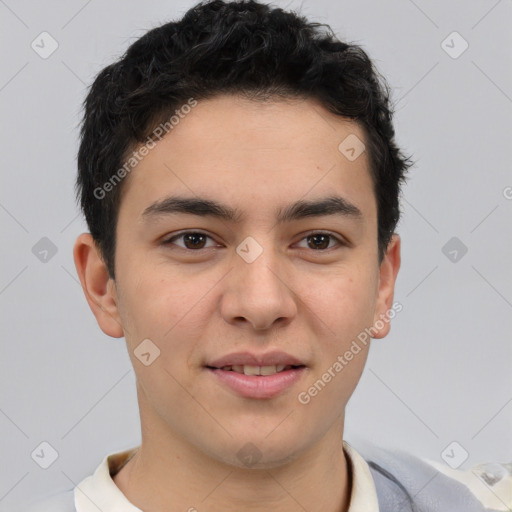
left=74, top=94, right=401, bottom=512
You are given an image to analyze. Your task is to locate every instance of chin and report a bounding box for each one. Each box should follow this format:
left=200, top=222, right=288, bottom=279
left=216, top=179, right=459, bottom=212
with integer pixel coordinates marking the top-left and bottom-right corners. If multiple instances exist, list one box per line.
left=204, top=432, right=311, bottom=471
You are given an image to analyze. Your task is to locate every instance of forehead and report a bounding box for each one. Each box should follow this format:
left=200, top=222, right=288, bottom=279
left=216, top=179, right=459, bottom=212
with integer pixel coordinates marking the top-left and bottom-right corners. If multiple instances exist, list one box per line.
left=118, top=95, right=375, bottom=222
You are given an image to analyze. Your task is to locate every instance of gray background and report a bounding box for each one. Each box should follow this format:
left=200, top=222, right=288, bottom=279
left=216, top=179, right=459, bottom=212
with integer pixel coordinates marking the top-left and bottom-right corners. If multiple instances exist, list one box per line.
left=1, top=0, right=511, bottom=510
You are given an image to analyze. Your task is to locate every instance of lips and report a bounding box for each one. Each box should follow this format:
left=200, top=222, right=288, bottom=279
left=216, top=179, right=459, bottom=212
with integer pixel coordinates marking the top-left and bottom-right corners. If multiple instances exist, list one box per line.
left=205, top=351, right=307, bottom=399
left=206, top=351, right=306, bottom=369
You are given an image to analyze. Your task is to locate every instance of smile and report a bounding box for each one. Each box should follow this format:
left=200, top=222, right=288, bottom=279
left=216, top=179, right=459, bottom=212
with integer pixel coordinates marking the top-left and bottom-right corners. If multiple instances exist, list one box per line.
left=209, top=364, right=302, bottom=376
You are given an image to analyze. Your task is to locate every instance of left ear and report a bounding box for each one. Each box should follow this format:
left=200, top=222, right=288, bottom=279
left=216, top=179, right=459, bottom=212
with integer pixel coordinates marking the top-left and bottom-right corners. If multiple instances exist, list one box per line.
left=372, top=233, right=401, bottom=339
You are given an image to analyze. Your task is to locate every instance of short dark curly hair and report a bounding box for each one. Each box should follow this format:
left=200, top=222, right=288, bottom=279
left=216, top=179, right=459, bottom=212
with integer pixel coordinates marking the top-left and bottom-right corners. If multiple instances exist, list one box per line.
left=76, top=0, right=413, bottom=280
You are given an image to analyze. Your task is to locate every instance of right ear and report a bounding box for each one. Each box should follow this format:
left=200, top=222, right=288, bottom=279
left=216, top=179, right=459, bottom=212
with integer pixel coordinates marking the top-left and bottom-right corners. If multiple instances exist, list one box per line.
left=73, top=233, right=124, bottom=338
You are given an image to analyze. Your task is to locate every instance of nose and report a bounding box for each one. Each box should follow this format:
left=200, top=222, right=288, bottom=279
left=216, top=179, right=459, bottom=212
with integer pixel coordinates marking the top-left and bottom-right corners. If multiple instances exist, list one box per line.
left=220, top=241, right=298, bottom=332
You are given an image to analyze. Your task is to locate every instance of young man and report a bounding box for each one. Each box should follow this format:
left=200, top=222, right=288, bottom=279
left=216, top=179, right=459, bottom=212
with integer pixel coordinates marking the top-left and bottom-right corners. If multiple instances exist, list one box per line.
left=25, top=1, right=510, bottom=511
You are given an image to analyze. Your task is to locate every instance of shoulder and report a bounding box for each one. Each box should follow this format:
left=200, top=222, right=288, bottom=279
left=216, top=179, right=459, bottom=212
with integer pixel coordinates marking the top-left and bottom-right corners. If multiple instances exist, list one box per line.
left=352, top=441, right=510, bottom=512
left=17, top=489, right=75, bottom=512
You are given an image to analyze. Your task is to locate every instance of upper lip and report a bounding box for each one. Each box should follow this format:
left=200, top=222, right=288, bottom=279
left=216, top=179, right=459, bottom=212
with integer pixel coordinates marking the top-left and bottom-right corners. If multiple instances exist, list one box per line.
left=206, top=351, right=306, bottom=368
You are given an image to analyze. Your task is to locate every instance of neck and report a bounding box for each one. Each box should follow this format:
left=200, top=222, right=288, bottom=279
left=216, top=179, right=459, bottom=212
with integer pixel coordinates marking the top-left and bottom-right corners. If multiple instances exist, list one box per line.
left=114, top=395, right=351, bottom=512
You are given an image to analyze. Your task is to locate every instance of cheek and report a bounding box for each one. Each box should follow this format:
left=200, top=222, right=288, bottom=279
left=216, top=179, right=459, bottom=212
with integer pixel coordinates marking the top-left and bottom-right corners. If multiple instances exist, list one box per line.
left=116, top=262, right=226, bottom=378
left=118, top=247, right=202, bottom=322
left=115, top=262, right=195, bottom=349
left=306, top=263, right=379, bottom=342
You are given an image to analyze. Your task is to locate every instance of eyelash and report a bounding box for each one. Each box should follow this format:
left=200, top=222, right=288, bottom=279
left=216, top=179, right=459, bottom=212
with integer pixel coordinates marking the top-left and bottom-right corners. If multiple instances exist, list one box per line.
left=162, top=231, right=345, bottom=252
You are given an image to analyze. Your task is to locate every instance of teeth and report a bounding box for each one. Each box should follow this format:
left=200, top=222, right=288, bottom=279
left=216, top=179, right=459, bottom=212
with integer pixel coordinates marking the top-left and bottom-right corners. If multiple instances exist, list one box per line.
left=218, top=364, right=297, bottom=375
left=260, top=365, right=277, bottom=376
left=243, top=365, right=261, bottom=376
left=233, top=365, right=288, bottom=375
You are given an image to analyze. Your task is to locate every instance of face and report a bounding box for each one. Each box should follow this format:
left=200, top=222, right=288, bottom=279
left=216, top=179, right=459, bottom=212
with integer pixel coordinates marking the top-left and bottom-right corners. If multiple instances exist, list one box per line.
left=75, top=94, right=400, bottom=469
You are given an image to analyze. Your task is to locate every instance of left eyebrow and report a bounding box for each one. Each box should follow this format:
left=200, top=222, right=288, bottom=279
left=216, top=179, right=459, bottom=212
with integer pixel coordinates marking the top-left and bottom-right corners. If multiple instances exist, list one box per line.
left=140, top=195, right=363, bottom=224
left=276, top=195, right=362, bottom=223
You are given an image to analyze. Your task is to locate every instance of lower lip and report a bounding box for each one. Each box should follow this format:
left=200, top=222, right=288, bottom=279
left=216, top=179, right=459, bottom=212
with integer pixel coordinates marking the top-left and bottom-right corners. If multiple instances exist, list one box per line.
left=207, top=367, right=307, bottom=399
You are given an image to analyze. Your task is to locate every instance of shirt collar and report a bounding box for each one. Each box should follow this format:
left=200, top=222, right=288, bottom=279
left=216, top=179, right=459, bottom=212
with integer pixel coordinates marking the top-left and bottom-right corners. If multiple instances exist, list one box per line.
left=343, top=440, right=380, bottom=510
left=74, top=440, right=379, bottom=511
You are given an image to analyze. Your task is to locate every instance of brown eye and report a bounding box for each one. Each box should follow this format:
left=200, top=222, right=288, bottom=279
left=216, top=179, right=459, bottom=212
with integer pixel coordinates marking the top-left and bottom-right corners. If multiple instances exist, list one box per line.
left=164, top=232, right=215, bottom=250
left=307, top=234, right=330, bottom=250
left=296, top=232, right=343, bottom=251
